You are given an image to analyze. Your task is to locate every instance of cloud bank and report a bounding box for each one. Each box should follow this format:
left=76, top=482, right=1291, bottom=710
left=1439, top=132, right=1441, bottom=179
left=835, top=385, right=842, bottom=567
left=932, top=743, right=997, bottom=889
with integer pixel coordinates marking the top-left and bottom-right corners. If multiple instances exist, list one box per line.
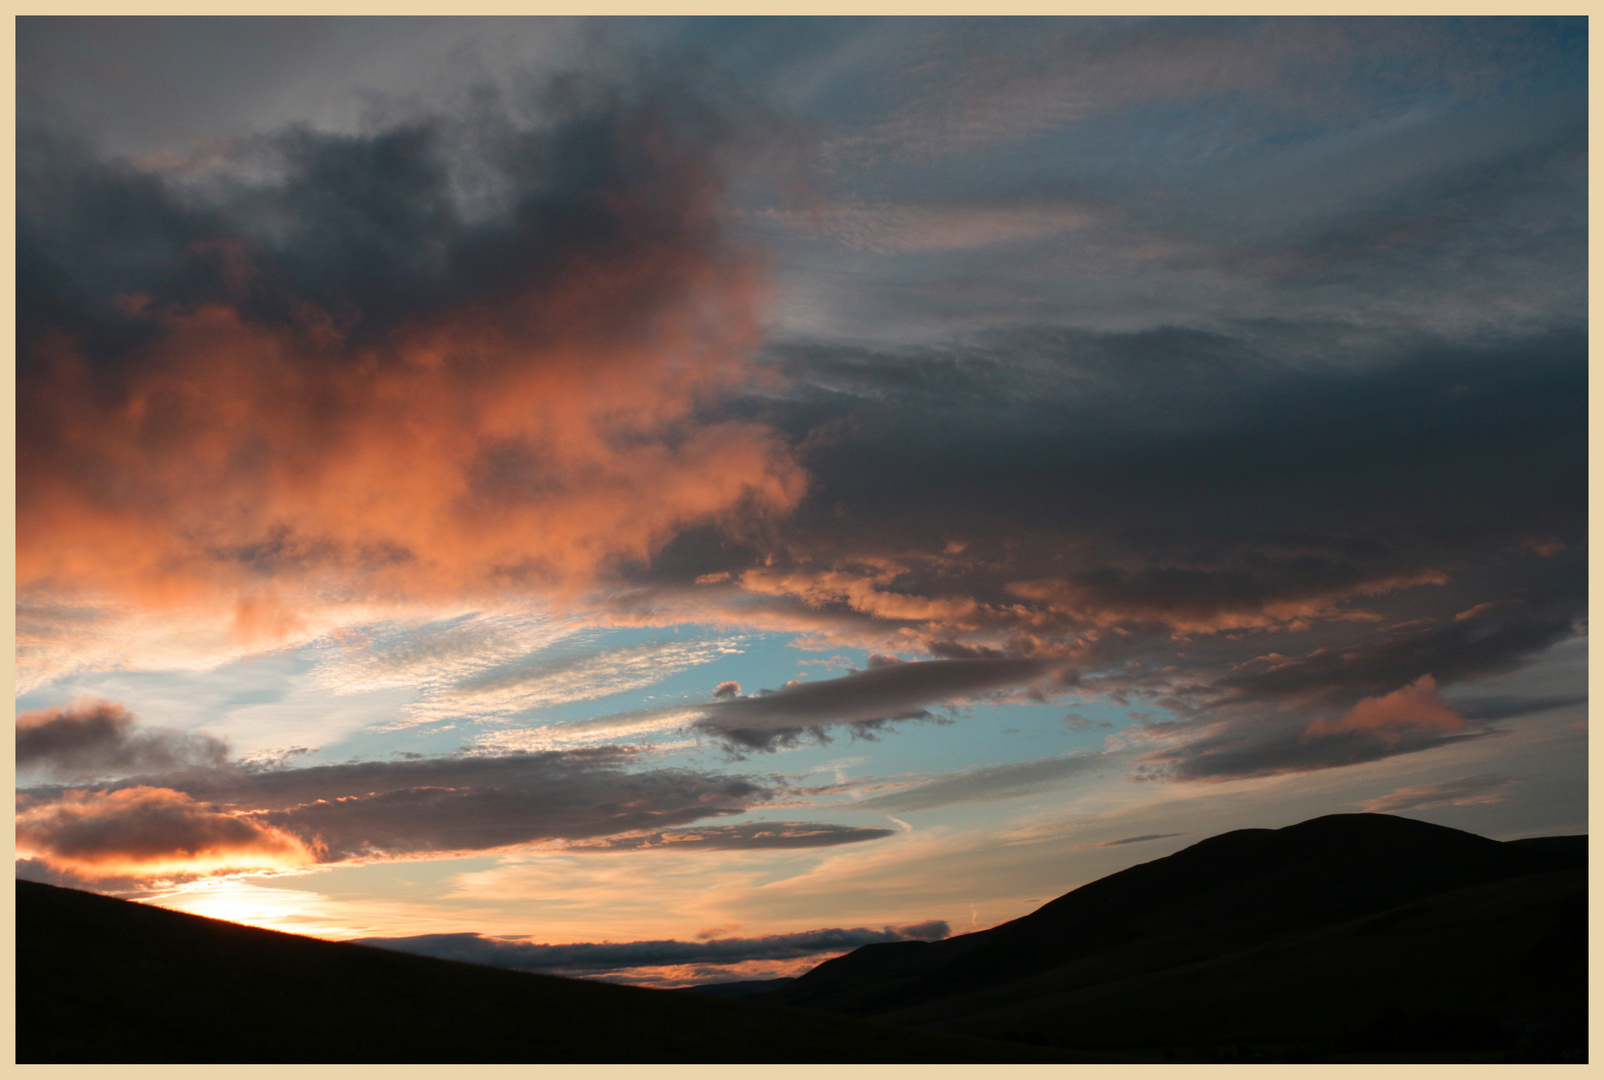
left=353, top=919, right=951, bottom=977
left=13, top=701, right=920, bottom=882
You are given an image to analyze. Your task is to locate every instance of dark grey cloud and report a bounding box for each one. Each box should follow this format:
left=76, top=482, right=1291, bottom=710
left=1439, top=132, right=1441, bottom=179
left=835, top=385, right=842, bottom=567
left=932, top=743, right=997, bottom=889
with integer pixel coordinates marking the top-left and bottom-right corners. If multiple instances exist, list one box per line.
left=17, top=699, right=230, bottom=781
left=562, top=821, right=894, bottom=851
left=1123, top=612, right=1587, bottom=783
left=238, top=751, right=766, bottom=861
left=686, top=322, right=1587, bottom=748
left=17, top=18, right=590, bottom=160
left=761, top=324, right=1586, bottom=563
left=1096, top=832, right=1186, bottom=848
left=1134, top=710, right=1497, bottom=784
left=17, top=60, right=784, bottom=373
left=1219, top=602, right=1583, bottom=705
left=620, top=318, right=1589, bottom=786
left=631, top=321, right=1587, bottom=736
left=697, top=658, right=1046, bottom=750
left=607, top=25, right=1585, bottom=672
left=352, top=919, right=951, bottom=976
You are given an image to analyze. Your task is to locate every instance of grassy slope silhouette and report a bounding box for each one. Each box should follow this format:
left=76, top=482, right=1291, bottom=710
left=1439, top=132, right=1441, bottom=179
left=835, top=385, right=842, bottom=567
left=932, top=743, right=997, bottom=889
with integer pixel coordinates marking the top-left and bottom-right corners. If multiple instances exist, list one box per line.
left=16, top=880, right=1075, bottom=1064
left=769, top=813, right=1586, bottom=1062
left=18, top=813, right=1585, bottom=1062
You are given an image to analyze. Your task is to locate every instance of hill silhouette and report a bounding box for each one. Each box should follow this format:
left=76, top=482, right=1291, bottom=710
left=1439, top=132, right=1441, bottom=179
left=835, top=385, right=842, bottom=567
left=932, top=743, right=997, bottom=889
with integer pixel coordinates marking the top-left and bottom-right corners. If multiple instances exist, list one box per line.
left=18, top=812, right=1584, bottom=1062
left=14, top=880, right=1083, bottom=1064
left=769, top=813, right=1586, bottom=1062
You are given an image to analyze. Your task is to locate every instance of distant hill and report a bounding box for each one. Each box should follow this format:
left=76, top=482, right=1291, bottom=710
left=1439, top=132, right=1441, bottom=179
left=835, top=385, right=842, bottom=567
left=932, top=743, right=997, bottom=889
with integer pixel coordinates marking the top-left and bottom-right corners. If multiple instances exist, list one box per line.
left=14, top=881, right=1087, bottom=1064
left=769, top=813, right=1586, bottom=1063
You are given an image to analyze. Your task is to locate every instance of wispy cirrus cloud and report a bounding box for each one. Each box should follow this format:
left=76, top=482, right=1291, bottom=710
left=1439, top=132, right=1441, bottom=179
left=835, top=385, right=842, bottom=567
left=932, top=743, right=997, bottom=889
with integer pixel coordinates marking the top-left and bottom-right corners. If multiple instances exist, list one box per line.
left=1356, top=774, right=1521, bottom=814
left=470, top=657, right=1053, bottom=753
left=408, top=637, right=747, bottom=724
left=308, top=612, right=580, bottom=696
left=317, top=615, right=748, bottom=729
left=469, top=706, right=706, bottom=753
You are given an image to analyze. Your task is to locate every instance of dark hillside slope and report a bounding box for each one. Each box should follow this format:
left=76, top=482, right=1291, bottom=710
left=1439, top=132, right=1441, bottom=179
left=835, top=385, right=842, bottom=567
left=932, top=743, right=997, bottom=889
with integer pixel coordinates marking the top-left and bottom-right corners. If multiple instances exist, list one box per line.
left=15, top=880, right=1079, bottom=1064
left=773, top=814, right=1585, bottom=1061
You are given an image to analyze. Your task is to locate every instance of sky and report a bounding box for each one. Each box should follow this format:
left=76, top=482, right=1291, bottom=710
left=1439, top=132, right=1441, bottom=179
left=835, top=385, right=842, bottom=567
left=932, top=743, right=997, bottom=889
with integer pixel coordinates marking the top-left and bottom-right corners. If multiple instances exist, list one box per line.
left=15, top=16, right=1588, bottom=989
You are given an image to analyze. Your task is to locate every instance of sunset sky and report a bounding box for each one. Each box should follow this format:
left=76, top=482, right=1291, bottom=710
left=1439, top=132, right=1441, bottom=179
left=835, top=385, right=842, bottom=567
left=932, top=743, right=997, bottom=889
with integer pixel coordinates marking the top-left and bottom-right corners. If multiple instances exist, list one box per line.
left=16, top=16, right=1587, bottom=988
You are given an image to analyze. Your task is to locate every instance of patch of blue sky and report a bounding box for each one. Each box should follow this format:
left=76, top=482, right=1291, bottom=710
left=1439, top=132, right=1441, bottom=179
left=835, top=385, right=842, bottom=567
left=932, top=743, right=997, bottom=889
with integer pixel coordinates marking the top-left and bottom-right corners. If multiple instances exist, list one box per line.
left=17, top=604, right=1146, bottom=803
left=650, top=686, right=1132, bottom=820
left=19, top=648, right=315, bottom=736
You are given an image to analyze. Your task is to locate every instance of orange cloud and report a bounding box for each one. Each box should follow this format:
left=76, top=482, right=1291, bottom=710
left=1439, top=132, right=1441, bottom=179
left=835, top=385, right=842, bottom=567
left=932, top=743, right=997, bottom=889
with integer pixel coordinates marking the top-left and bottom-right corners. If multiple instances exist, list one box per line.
left=1303, top=674, right=1464, bottom=744
left=739, top=562, right=980, bottom=625
left=20, top=245, right=803, bottom=634
left=19, top=95, right=812, bottom=643
left=15, top=786, right=318, bottom=880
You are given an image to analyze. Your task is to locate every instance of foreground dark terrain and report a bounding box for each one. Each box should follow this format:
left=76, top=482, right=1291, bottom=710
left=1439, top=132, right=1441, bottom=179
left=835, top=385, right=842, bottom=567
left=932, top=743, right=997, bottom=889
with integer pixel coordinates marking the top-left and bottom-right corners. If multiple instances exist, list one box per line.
left=770, top=813, right=1587, bottom=1062
left=18, top=813, right=1584, bottom=1063
left=16, top=879, right=1075, bottom=1064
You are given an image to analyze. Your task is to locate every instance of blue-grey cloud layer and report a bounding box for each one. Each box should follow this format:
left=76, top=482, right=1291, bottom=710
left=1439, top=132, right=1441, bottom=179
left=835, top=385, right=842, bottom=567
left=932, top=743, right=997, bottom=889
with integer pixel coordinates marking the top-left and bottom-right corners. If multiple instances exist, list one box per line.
left=354, top=919, right=951, bottom=976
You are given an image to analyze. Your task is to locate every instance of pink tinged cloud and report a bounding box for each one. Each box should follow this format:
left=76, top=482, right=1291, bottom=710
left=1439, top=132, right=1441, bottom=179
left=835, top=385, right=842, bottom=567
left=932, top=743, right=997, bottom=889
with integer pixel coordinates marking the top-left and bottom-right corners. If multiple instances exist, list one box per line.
left=1303, top=674, right=1464, bottom=746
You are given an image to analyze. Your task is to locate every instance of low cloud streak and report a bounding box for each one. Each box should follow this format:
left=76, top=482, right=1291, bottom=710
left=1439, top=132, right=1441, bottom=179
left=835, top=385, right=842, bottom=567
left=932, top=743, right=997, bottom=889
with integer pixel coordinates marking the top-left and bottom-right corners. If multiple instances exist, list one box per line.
left=697, top=658, right=1047, bottom=749
left=353, top=919, right=951, bottom=976
left=855, top=752, right=1110, bottom=813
